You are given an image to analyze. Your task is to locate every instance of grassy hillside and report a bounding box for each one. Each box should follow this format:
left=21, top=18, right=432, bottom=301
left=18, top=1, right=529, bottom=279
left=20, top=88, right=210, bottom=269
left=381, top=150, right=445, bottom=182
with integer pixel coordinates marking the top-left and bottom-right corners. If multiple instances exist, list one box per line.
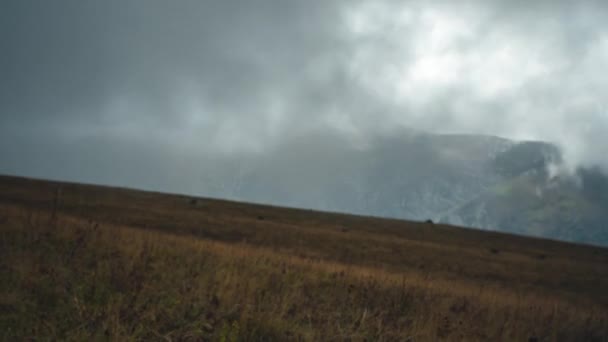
left=1, top=175, right=607, bottom=341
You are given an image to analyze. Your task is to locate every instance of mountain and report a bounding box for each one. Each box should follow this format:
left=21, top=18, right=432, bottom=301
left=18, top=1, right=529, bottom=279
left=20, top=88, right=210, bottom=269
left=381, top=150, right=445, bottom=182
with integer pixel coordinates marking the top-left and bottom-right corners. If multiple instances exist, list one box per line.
left=198, top=129, right=608, bottom=246
left=446, top=166, right=608, bottom=245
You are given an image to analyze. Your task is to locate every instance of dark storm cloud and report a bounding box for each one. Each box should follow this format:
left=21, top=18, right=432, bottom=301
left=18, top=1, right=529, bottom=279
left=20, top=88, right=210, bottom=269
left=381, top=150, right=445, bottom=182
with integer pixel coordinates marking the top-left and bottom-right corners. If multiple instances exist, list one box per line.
left=1, top=0, right=608, bottom=190
left=0, top=0, right=364, bottom=150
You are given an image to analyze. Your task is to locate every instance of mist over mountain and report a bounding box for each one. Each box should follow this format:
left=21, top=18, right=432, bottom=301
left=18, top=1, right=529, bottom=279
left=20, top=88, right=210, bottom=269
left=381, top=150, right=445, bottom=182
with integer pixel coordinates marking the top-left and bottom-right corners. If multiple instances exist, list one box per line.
left=197, top=129, right=608, bottom=246
left=2, top=1, right=608, bottom=246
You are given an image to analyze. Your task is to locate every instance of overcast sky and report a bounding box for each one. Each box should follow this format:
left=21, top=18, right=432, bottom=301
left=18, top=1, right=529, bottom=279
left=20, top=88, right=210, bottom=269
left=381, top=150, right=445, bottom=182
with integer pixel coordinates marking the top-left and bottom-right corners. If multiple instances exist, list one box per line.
left=1, top=0, right=607, bottom=190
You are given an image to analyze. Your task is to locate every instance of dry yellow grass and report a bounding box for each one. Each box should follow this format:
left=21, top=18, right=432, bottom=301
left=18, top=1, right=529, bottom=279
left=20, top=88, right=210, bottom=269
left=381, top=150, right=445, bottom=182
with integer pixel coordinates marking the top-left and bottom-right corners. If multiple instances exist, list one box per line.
left=1, top=175, right=607, bottom=341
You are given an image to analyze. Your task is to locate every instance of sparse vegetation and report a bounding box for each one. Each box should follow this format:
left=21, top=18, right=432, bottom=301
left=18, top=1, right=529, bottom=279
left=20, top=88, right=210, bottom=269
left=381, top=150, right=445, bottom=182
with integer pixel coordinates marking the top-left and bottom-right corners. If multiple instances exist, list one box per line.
left=1, top=175, right=607, bottom=341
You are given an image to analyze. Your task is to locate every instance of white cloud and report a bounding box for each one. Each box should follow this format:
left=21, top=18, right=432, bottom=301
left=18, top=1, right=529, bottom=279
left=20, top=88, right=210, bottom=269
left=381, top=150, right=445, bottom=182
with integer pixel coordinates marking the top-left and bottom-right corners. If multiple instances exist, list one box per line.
left=342, top=1, right=608, bottom=171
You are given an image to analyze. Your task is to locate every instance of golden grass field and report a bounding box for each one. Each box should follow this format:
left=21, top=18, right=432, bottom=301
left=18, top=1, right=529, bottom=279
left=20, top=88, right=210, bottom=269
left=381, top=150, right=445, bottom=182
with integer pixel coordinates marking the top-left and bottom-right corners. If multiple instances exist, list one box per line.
left=1, top=175, right=607, bottom=341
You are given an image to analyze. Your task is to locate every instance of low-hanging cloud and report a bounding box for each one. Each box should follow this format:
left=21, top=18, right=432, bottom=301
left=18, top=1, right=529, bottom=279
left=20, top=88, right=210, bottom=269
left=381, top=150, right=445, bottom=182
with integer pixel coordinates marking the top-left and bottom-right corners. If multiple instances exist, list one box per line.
left=342, top=0, right=608, bottom=171
left=1, top=0, right=607, bottom=190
